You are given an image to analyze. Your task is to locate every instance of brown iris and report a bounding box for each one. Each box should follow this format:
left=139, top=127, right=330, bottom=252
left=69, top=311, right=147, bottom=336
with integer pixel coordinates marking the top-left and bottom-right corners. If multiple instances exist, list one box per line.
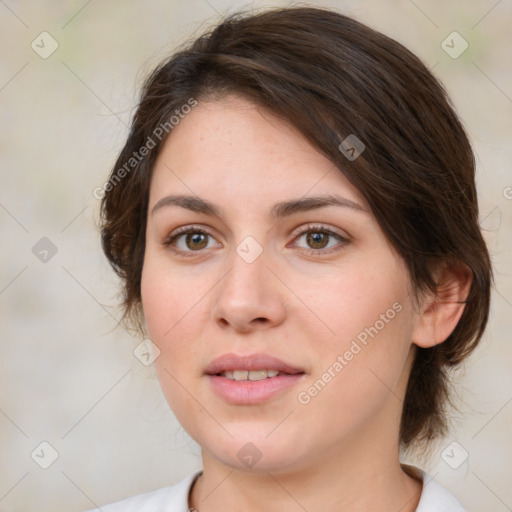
left=186, top=232, right=208, bottom=250
left=306, top=231, right=329, bottom=249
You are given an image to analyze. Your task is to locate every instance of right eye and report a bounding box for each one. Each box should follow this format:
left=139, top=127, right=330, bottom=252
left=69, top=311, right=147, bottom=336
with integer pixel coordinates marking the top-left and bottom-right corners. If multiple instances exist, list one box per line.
left=163, top=226, right=222, bottom=256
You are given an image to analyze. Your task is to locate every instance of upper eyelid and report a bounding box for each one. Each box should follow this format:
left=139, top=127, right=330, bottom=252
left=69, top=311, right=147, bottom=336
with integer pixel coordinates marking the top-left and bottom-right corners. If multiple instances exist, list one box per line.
left=164, top=225, right=218, bottom=244
left=167, top=223, right=346, bottom=238
left=292, top=223, right=348, bottom=238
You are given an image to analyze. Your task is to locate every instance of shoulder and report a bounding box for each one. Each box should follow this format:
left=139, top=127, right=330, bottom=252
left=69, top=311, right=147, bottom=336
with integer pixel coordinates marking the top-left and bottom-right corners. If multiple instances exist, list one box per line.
left=415, top=471, right=466, bottom=512
left=84, top=472, right=201, bottom=512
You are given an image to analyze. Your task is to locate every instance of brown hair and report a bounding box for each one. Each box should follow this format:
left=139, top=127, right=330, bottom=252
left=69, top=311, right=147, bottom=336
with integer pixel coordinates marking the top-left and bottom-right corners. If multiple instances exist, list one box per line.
left=100, top=7, right=492, bottom=449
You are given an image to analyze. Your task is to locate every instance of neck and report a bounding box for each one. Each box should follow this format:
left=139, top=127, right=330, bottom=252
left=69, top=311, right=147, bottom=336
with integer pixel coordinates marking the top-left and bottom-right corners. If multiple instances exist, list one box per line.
left=189, top=422, right=422, bottom=512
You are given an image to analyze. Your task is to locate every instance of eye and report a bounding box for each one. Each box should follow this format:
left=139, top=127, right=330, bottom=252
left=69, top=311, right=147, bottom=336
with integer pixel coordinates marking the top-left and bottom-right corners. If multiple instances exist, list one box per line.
left=291, top=224, right=349, bottom=254
left=163, top=226, right=221, bottom=256
left=163, top=223, right=349, bottom=257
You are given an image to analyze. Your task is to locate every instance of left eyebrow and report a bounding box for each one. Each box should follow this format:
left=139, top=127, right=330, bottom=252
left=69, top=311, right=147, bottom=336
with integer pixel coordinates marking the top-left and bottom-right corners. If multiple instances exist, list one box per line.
left=270, top=195, right=368, bottom=218
left=150, top=194, right=368, bottom=219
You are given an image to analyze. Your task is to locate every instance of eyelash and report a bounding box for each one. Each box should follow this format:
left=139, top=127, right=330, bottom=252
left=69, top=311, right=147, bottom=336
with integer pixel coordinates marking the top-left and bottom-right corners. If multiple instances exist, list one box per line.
left=163, top=224, right=349, bottom=258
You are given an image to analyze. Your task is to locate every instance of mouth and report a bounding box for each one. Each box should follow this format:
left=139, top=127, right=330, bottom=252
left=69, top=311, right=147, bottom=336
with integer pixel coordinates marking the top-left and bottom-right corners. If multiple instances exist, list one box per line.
left=205, top=353, right=305, bottom=376
left=220, top=369, right=282, bottom=381
left=205, top=353, right=306, bottom=405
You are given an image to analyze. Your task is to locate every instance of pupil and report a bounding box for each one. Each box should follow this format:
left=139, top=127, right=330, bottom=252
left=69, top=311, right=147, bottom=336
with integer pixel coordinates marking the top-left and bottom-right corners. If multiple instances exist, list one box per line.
left=307, top=232, right=328, bottom=249
left=187, top=233, right=207, bottom=250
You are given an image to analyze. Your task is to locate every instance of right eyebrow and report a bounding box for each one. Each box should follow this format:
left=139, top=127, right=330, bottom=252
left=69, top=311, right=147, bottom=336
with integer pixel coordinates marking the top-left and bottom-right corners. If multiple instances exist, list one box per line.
left=151, top=194, right=221, bottom=217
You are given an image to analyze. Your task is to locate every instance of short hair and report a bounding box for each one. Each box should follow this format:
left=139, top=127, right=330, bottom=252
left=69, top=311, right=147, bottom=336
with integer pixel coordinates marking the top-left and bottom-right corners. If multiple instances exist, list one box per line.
left=99, top=7, right=492, bottom=449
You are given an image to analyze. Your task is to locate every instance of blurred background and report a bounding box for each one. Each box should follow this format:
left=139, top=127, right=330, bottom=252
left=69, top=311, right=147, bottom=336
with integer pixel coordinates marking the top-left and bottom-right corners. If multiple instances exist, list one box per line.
left=0, top=1, right=511, bottom=510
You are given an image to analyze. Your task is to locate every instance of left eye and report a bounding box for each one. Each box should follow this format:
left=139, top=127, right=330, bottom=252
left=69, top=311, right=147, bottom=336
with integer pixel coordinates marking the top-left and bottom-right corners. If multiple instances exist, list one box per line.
left=292, top=227, right=347, bottom=252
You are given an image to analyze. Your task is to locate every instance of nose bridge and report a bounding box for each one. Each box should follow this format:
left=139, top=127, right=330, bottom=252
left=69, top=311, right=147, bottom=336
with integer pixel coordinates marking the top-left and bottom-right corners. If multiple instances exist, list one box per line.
left=211, top=237, right=285, bottom=330
left=221, top=240, right=270, bottom=308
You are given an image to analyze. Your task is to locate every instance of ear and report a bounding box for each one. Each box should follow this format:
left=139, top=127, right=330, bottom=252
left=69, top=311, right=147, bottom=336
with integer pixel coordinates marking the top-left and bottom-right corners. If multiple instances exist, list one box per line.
left=412, top=262, right=472, bottom=348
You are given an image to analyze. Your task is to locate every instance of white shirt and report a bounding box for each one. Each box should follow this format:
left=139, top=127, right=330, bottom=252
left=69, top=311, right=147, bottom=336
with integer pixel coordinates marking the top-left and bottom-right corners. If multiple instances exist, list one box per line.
left=86, top=469, right=465, bottom=511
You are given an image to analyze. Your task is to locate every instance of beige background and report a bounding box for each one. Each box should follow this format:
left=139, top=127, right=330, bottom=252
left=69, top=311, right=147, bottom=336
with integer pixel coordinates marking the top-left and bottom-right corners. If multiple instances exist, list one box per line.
left=0, top=1, right=511, bottom=510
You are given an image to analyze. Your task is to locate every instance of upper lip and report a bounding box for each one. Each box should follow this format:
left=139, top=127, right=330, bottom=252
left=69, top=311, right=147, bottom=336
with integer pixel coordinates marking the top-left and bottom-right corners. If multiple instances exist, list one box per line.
left=205, top=353, right=305, bottom=375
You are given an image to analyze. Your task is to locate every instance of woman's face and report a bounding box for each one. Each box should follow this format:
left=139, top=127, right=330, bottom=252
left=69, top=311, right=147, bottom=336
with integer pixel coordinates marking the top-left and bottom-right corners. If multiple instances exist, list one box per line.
left=141, top=95, right=420, bottom=473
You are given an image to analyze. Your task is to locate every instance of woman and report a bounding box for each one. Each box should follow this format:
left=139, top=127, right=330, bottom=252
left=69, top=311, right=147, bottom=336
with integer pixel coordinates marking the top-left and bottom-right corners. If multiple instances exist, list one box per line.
left=90, top=6, right=492, bottom=511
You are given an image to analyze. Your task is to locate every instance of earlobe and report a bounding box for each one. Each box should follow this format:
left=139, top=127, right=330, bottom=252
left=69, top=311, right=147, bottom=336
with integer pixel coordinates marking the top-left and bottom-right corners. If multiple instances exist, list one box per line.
left=412, top=264, right=472, bottom=349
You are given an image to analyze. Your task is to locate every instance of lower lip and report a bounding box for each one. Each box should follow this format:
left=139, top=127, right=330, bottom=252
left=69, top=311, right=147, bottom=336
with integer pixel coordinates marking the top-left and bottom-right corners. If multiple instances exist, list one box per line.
left=207, top=374, right=305, bottom=405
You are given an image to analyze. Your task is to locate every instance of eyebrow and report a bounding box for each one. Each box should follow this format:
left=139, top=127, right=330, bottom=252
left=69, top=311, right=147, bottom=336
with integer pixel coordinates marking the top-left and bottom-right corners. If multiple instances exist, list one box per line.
left=151, top=194, right=368, bottom=219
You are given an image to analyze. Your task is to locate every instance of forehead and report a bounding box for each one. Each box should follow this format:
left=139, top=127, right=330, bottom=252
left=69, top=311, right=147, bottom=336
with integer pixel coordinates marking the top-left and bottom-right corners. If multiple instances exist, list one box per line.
left=149, top=95, right=367, bottom=210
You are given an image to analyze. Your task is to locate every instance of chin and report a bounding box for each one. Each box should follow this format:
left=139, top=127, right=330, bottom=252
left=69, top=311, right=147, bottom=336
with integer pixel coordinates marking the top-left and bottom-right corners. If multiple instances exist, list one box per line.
left=199, top=430, right=311, bottom=474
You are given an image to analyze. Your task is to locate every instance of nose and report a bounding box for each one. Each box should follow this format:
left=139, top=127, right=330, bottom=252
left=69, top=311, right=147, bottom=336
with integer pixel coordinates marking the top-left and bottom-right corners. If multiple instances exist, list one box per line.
left=211, top=247, right=287, bottom=333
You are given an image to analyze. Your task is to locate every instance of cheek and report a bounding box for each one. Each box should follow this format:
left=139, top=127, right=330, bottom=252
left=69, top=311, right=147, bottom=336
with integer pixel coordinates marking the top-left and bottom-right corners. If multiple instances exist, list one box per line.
left=296, top=297, right=414, bottom=435
left=141, top=262, right=188, bottom=351
left=295, top=263, right=409, bottom=346
left=140, top=260, right=211, bottom=364
left=337, top=288, right=413, bottom=392
left=140, top=266, right=168, bottom=340
left=299, top=258, right=415, bottom=393
left=141, top=254, right=187, bottom=328
left=140, top=263, right=205, bottom=424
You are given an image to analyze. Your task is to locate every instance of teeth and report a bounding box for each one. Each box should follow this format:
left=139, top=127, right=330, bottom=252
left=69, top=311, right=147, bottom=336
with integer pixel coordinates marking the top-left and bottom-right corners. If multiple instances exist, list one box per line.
left=233, top=370, right=249, bottom=380
left=222, top=369, right=281, bottom=381
left=248, top=370, right=267, bottom=381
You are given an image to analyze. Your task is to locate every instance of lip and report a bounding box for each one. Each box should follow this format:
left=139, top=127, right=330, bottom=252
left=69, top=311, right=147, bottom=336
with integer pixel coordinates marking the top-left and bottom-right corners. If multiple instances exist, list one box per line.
left=205, top=353, right=306, bottom=405
left=205, top=353, right=304, bottom=375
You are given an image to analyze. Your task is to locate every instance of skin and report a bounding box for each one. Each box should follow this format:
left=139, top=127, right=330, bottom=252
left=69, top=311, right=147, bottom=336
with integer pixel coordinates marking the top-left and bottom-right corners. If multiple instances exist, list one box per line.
left=140, top=95, right=470, bottom=512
